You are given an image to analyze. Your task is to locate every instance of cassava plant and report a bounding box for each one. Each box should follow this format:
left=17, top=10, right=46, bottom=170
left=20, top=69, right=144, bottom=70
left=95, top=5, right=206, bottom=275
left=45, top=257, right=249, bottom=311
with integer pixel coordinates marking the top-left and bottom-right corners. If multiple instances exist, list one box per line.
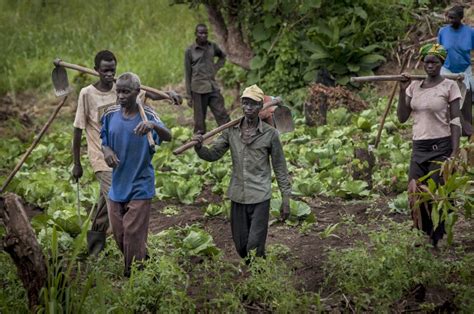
left=415, top=152, right=474, bottom=244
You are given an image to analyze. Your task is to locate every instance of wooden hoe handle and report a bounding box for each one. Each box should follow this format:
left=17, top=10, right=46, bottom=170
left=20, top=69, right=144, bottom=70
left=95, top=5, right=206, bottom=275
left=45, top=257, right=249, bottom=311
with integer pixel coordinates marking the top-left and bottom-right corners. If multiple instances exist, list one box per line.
left=173, top=97, right=283, bottom=155
left=53, top=59, right=171, bottom=100
left=1, top=96, right=69, bottom=193
left=137, top=103, right=156, bottom=150
left=351, top=73, right=464, bottom=83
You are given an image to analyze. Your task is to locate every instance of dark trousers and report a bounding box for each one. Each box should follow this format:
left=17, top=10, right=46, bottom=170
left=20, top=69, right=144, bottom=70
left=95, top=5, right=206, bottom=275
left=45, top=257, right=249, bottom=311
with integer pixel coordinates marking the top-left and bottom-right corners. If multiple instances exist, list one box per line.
left=230, top=200, right=270, bottom=259
left=91, top=171, right=112, bottom=232
left=107, top=199, right=151, bottom=276
left=408, top=137, right=451, bottom=244
left=192, top=90, right=230, bottom=134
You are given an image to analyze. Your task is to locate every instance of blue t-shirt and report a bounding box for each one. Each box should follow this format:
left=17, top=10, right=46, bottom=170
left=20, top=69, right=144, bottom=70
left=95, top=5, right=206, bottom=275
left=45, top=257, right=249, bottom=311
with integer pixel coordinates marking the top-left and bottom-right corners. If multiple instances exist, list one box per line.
left=438, top=24, right=474, bottom=73
left=100, top=104, right=167, bottom=202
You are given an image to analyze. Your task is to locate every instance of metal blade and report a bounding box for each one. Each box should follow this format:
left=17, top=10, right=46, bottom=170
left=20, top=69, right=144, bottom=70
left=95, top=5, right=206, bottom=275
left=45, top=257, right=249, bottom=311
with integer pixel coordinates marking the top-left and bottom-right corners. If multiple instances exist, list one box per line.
left=273, top=106, right=294, bottom=133
left=52, top=66, right=72, bottom=97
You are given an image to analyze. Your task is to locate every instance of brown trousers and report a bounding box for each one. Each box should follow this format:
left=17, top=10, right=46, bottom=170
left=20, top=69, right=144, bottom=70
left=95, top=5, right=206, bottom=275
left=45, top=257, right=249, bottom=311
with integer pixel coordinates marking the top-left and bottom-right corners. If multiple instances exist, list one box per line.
left=107, top=199, right=151, bottom=275
left=192, top=90, right=230, bottom=134
left=91, top=171, right=112, bottom=232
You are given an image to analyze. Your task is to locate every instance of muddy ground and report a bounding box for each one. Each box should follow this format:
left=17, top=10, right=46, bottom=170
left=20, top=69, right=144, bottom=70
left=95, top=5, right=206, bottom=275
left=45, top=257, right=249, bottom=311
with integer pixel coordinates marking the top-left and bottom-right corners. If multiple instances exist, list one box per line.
left=148, top=184, right=474, bottom=312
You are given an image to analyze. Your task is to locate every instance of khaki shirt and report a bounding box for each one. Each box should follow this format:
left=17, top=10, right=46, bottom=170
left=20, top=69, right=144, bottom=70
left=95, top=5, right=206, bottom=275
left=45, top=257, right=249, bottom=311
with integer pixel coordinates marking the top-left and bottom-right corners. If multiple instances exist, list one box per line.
left=195, top=118, right=292, bottom=204
left=184, top=41, right=226, bottom=96
left=74, top=84, right=115, bottom=173
left=73, top=84, right=146, bottom=173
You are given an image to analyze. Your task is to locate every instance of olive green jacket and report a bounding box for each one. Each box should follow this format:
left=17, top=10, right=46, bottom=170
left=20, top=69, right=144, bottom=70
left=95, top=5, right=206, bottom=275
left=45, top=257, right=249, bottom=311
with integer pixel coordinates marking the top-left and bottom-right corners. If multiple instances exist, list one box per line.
left=195, top=118, right=292, bottom=204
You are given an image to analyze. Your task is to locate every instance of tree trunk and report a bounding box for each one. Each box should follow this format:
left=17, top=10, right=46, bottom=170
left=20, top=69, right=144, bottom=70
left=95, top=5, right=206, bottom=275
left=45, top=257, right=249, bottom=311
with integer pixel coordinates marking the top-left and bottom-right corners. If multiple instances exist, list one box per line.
left=304, top=101, right=318, bottom=127
left=352, top=148, right=375, bottom=189
left=0, top=193, right=47, bottom=310
left=205, top=2, right=253, bottom=69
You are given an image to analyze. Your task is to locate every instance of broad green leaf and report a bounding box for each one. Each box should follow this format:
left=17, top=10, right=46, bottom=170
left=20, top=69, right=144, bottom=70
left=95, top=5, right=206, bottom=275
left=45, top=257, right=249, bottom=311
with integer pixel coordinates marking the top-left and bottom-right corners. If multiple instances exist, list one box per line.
left=358, top=44, right=380, bottom=53
left=252, top=23, right=271, bottom=42
left=388, top=192, right=409, bottom=214
left=310, top=51, right=330, bottom=61
left=290, top=199, right=311, bottom=218
left=356, top=117, right=371, bottom=131
left=250, top=55, right=268, bottom=70
left=353, top=6, right=367, bottom=20
left=263, top=15, right=279, bottom=28
left=359, top=53, right=385, bottom=65
left=300, top=0, right=322, bottom=13
left=336, top=76, right=350, bottom=85
left=204, top=204, right=224, bottom=217
left=303, top=69, right=317, bottom=82
left=263, top=0, right=278, bottom=11
left=340, top=180, right=369, bottom=197
left=347, top=64, right=360, bottom=72
left=183, top=229, right=219, bottom=256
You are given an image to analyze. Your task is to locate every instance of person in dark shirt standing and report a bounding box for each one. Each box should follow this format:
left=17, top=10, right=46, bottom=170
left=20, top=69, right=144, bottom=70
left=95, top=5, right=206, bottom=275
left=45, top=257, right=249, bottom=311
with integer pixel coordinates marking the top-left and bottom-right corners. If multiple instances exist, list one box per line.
left=192, top=85, right=291, bottom=260
left=185, top=23, right=230, bottom=134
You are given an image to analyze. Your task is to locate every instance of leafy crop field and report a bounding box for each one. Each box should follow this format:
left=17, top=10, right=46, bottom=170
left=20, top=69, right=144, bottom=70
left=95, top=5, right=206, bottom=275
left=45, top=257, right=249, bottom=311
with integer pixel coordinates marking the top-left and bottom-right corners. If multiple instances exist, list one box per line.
left=1, top=0, right=474, bottom=312
left=1, top=91, right=474, bottom=311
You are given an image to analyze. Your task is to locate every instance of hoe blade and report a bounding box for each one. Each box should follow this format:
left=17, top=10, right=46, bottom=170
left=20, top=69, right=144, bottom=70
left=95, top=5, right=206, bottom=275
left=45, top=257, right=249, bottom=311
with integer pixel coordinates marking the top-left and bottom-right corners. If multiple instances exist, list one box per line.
left=52, top=66, right=72, bottom=97
left=274, top=106, right=294, bottom=133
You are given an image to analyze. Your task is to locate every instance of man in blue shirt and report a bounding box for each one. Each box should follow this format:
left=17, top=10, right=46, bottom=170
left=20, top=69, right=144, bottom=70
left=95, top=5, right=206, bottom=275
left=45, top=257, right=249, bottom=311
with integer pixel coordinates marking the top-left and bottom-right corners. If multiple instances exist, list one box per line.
left=438, top=5, right=474, bottom=135
left=101, top=72, right=171, bottom=277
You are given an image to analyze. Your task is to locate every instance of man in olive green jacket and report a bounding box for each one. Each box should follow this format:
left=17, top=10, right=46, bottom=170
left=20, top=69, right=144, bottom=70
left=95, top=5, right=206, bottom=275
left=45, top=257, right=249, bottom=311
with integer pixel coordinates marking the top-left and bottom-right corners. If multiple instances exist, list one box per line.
left=193, top=85, right=291, bottom=259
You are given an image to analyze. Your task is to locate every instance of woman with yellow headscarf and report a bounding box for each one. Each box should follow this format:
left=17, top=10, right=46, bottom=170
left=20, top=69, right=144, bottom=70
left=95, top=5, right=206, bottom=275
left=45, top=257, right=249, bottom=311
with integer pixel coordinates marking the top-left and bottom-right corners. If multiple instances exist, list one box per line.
left=397, top=43, right=462, bottom=248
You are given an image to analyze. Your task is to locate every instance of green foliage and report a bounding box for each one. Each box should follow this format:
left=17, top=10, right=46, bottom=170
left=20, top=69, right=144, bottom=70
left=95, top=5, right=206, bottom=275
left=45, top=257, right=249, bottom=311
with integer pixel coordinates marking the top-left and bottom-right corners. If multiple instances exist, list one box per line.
left=0, top=0, right=199, bottom=94
left=415, top=156, right=474, bottom=244
left=0, top=253, right=28, bottom=312
left=37, top=223, right=92, bottom=313
left=319, top=223, right=340, bottom=239
left=204, top=202, right=229, bottom=218
left=237, top=252, right=323, bottom=312
left=189, top=258, right=244, bottom=312
left=156, top=172, right=202, bottom=204
left=303, top=17, right=386, bottom=85
left=155, top=224, right=220, bottom=257
left=183, top=229, right=220, bottom=256
left=122, top=256, right=195, bottom=312
left=161, top=205, right=181, bottom=216
left=326, top=221, right=443, bottom=311
left=245, top=0, right=421, bottom=94
left=389, top=191, right=409, bottom=214
left=447, top=253, right=474, bottom=313
left=271, top=198, right=315, bottom=225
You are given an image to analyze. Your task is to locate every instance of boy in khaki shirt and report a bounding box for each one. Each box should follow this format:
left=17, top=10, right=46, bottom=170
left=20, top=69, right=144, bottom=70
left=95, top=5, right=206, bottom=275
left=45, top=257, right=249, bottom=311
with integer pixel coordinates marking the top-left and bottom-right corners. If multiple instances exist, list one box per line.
left=73, top=50, right=180, bottom=255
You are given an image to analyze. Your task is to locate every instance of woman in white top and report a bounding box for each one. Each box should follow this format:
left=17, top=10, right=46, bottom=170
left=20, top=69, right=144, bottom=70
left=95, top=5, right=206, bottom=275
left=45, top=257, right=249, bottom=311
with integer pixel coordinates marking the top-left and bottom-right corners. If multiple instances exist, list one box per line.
left=397, top=43, right=462, bottom=247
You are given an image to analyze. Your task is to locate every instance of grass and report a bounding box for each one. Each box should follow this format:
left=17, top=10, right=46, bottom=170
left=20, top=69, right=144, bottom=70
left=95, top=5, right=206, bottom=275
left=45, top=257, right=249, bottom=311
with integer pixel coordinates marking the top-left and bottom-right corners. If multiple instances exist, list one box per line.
left=0, top=0, right=204, bottom=95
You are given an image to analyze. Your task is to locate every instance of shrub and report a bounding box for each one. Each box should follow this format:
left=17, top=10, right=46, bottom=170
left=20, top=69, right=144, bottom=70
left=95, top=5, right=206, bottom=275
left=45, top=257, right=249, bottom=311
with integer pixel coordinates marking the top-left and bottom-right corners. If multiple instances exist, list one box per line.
left=325, top=221, right=443, bottom=311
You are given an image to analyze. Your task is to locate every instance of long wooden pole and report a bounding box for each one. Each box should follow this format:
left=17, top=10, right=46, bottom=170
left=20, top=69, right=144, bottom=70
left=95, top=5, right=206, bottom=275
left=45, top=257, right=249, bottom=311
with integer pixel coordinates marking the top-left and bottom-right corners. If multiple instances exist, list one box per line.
left=373, top=55, right=411, bottom=149
left=53, top=59, right=171, bottom=100
left=351, top=73, right=464, bottom=83
left=173, top=98, right=282, bottom=155
left=0, top=96, right=68, bottom=193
